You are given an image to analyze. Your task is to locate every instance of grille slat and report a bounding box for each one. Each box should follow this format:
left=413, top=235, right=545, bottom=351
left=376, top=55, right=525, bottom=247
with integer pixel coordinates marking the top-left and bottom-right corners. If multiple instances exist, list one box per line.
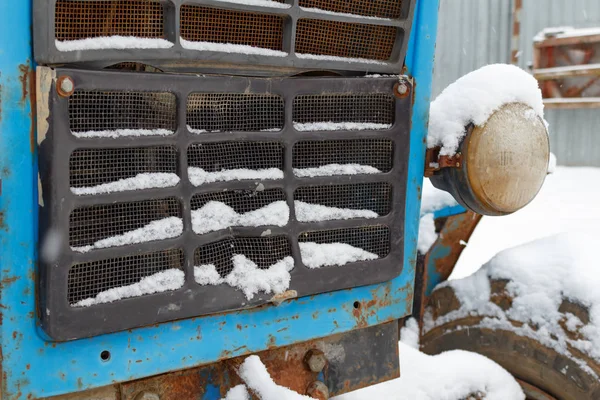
left=295, top=183, right=392, bottom=217
left=195, top=237, right=292, bottom=277
left=180, top=5, right=285, bottom=51
left=293, top=139, right=394, bottom=171
left=68, top=249, right=184, bottom=304
left=187, top=93, right=284, bottom=133
left=294, top=94, right=395, bottom=125
left=299, top=0, right=403, bottom=19
left=295, top=19, right=397, bottom=61
left=188, top=142, right=284, bottom=172
left=55, top=0, right=165, bottom=41
left=299, top=226, right=391, bottom=258
left=68, top=91, right=177, bottom=133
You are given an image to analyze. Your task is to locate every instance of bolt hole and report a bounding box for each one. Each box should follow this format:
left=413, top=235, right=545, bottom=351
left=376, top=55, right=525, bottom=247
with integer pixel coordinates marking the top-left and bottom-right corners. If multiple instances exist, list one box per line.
left=353, top=301, right=361, bottom=309
left=100, top=350, right=111, bottom=362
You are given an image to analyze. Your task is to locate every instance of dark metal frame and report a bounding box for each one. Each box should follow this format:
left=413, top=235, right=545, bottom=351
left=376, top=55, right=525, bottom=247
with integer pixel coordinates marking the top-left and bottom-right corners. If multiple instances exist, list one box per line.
left=33, top=0, right=415, bottom=75
left=39, top=69, right=412, bottom=341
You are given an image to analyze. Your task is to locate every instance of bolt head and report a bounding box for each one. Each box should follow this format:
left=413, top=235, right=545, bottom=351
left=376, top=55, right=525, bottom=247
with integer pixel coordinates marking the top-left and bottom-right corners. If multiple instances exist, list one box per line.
left=306, top=381, right=329, bottom=400
left=304, top=349, right=327, bottom=372
left=57, top=76, right=75, bottom=97
left=135, top=391, right=160, bottom=400
left=396, top=83, right=408, bottom=95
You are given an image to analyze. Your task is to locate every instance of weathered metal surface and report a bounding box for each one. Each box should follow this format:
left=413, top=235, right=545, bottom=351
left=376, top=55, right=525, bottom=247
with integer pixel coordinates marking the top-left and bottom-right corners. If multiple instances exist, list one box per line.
left=0, top=0, right=441, bottom=397
left=510, top=0, right=523, bottom=65
left=424, top=147, right=463, bottom=177
left=516, top=379, right=558, bottom=400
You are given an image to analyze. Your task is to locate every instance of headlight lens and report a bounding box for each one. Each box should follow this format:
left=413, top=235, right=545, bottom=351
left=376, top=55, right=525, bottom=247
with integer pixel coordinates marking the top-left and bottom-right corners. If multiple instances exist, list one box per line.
left=430, top=103, right=550, bottom=216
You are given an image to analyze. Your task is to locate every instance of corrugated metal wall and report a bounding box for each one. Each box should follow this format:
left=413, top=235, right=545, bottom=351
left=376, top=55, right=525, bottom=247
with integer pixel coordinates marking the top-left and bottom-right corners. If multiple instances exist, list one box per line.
left=432, top=0, right=600, bottom=166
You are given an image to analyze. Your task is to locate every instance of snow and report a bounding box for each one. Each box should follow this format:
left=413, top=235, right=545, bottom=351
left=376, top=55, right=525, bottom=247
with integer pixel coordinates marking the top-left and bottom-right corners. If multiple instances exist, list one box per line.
left=293, top=122, right=391, bottom=132
left=194, top=255, right=294, bottom=300
left=56, top=37, right=173, bottom=51
left=191, top=200, right=289, bottom=234
left=188, top=167, right=283, bottom=186
left=548, top=152, right=557, bottom=174
left=399, top=317, right=420, bottom=349
left=71, top=173, right=179, bottom=195
left=180, top=38, right=287, bottom=57
left=71, top=217, right=183, bottom=253
left=295, top=201, right=378, bottom=222
left=420, top=178, right=458, bottom=216
left=417, top=213, right=437, bottom=254
left=299, top=242, right=378, bottom=269
left=333, top=342, right=525, bottom=400
left=296, top=53, right=387, bottom=65
left=534, top=26, right=600, bottom=41
left=74, top=269, right=184, bottom=307
left=300, top=7, right=392, bottom=21
left=238, top=356, right=315, bottom=400
left=214, top=0, right=290, bottom=8
left=221, top=385, right=249, bottom=400
left=428, top=64, right=546, bottom=156
left=187, top=124, right=281, bottom=134
left=294, top=164, right=381, bottom=178
left=72, top=128, right=174, bottom=139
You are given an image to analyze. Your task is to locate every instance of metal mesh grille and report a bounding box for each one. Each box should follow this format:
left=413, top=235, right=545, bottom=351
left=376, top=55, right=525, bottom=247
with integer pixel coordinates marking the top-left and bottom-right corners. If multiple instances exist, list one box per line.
left=69, top=198, right=181, bottom=247
left=299, top=226, right=390, bottom=258
left=68, top=91, right=177, bottom=133
left=180, top=5, right=284, bottom=51
left=68, top=249, right=184, bottom=305
left=295, top=19, right=397, bottom=61
left=293, top=94, right=394, bottom=125
left=55, top=0, right=165, bottom=41
left=188, top=142, right=284, bottom=172
left=293, top=139, right=393, bottom=171
left=299, top=0, right=403, bottom=19
left=70, top=146, right=177, bottom=188
left=194, top=237, right=291, bottom=277
left=295, top=183, right=392, bottom=216
left=192, top=189, right=286, bottom=214
left=187, top=93, right=284, bottom=133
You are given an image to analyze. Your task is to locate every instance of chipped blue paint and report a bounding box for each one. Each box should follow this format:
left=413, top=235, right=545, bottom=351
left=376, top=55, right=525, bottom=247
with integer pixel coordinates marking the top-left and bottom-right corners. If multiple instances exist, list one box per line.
left=433, top=205, right=467, bottom=220
left=0, top=0, right=439, bottom=398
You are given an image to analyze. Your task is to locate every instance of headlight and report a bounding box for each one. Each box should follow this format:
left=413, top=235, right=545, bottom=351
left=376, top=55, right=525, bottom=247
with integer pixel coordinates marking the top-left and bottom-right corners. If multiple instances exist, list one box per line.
left=428, top=103, right=550, bottom=216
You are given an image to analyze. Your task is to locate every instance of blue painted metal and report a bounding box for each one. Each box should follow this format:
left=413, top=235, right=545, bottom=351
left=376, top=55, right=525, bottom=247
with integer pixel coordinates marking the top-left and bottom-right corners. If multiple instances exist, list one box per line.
left=0, top=0, right=440, bottom=398
left=433, top=204, right=467, bottom=220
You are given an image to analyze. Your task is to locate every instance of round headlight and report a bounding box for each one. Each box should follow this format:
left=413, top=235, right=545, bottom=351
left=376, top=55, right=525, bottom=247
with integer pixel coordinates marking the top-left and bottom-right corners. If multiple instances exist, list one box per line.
left=430, top=103, right=550, bottom=216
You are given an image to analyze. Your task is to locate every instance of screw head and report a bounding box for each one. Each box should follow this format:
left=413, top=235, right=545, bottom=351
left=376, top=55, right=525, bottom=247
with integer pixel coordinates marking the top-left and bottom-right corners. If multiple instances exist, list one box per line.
left=304, top=349, right=327, bottom=373
left=134, top=391, right=160, bottom=400
left=57, top=76, right=75, bottom=97
left=306, top=381, right=329, bottom=400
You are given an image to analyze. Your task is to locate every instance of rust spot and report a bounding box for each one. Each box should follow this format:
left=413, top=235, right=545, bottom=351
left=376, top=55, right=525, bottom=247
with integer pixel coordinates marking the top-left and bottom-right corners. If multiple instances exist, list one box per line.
left=236, top=324, right=242, bottom=331
left=18, top=64, right=30, bottom=106
left=28, top=68, right=36, bottom=154
left=267, top=335, right=277, bottom=349
left=0, top=276, right=19, bottom=288
left=12, top=331, right=16, bottom=340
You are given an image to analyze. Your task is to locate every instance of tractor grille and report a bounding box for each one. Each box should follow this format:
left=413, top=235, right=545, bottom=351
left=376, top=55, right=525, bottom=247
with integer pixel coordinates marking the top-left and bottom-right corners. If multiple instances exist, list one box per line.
left=38, top=70, right=411, bottom=340
left=34, top=0, right=415, bottom=74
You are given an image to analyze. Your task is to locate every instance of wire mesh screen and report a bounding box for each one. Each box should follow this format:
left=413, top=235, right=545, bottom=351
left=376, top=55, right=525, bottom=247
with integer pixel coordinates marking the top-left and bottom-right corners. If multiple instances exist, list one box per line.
left=299, top=226, right=390, bottom=259
left=69, top=198, right=182, bottom=248
left=180, top=5, right=285, bottom=51
left=55, top=0, right=165, bottom=41
left=295, top=19, right=397, bottom=61
left=68, top=249, right=184, bottom=305
left=295, top=183, right=392, bottom=216
left=187, top=142, right=284, bottom=172
left=187, top=93, right=284, bottom=132
left=293, top=139, right=394, bottom=171
left=68, top=91, right=177, bottom=133
left=69, top=146, right=178, bottom=188
left=293, top=94, right=395, bottom=125
left=192, top=189, right=286, bottom=214
left=194, top=237, right=292, bottom=277
left=298, top=0, right=403, bottom=19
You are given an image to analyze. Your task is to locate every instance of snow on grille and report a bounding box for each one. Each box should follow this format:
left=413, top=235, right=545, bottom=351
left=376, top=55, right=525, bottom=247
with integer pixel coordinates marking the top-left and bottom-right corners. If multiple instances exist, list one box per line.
left=69, top=198, right=182, bottom=249
left=298, top=0, right=402, bottom=19
left=180, top=5, right=285, bottom=52
left=68, top=248, right=184, bottom=306
left=194, top=237, right=292, bottom=279
left=69, top=146, right=178, bottom=192
left=191, top=189, right=288, bottom=234
left=187, top=93, right=284, bottom=133
left=294, top=182, right=391, bottom=222
left=293, top=139, right=393, bottom=176
left=187, top=141, right=284, bottom=186
left=293, top=93, right=394, bottom=130
left=68, top=90, right=176, bottom=136
left=295, top=19, right=397, bottom=61
left=298, top=226, right=390, bottom=268
left=54, top=0, right=165, bottom=42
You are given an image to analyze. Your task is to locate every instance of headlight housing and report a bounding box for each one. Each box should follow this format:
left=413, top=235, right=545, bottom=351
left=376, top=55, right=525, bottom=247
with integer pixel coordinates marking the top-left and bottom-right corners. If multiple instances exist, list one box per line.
left=429, top=103, right=550, bottom=216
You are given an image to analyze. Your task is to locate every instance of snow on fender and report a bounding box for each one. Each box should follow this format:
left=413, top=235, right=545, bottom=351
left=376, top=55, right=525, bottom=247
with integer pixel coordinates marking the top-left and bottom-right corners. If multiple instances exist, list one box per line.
left=427, top=64, right=550, bottom=216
